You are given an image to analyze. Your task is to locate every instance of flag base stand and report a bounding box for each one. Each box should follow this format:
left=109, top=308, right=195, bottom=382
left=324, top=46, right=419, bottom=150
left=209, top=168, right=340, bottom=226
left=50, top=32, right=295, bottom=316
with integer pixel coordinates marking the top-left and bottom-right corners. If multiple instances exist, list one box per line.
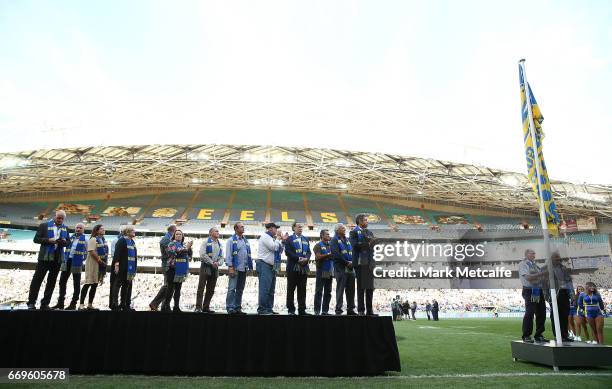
left=511, top=340, right=612, bottom=371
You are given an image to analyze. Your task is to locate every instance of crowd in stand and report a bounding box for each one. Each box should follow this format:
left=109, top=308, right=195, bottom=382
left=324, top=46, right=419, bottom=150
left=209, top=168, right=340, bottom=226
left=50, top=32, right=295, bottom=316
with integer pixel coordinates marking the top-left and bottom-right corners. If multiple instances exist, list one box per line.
left=3, top=267, right=610, bottom=314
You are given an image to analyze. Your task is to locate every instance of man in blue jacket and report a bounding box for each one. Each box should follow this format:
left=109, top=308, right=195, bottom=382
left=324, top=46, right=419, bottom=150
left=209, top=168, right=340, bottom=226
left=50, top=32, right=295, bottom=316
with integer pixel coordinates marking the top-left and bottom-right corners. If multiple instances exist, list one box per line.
left=330, top=223, right=356, bottom=316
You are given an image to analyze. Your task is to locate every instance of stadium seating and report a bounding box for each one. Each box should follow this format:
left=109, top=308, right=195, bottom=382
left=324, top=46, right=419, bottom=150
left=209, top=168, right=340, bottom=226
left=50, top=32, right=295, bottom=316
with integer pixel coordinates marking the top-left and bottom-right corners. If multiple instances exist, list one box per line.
left=0, top=189, right=597, bottom=237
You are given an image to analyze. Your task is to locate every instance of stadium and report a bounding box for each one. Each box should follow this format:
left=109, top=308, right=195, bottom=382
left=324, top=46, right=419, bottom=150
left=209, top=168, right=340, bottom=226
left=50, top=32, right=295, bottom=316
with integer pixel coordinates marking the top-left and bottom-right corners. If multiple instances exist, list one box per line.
left=3, top=1, right=612, bottom=387
left=1, top=144, right=611, bottom=387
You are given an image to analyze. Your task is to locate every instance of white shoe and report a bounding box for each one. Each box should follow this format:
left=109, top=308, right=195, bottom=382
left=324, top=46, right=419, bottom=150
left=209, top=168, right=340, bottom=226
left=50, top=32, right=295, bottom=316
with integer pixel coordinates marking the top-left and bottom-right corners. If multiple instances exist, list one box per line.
left=574, top=336, right=582, bottom=342
left=78, top=304, right=85, bottom=310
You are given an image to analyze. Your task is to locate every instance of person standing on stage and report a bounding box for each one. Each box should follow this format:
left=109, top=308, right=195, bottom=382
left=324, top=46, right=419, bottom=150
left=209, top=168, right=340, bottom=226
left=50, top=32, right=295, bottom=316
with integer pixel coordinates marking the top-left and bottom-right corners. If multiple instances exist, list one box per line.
left=284, top=222, right=312, bottom=316
left=519, top=248, right=549, bottom=343
left=313, top=229, right=333, bottom=315
left=330, top=223, right=356, bottom=316
left=53, top=223, right=87, bottom=310
left=109, top=225, right=126, bottom=309
left=195, top=227, right=224, bottom=313
left=162, top=229, right=192, bottom=312
left=225, top=222, right=252, bottom=315
left=27, top=210, right=69, bottom=310
left=111, top=225, right=138, bottom=311
left=80, top=224, right=108, bottom=310
left=549, top=252, right=573, bottom=342
left=350, top=214, right=377, bottom=316
left=257, top=222, right=285, bottom=315
left=149, top=224, right=176, bottom=311
left=432, top=299, right=439, bottom=321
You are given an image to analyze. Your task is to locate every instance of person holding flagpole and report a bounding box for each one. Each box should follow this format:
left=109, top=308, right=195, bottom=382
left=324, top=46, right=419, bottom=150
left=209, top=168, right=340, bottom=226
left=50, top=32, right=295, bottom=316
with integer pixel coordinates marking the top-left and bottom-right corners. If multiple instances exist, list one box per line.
left=518, top=249, right=549, bottom=343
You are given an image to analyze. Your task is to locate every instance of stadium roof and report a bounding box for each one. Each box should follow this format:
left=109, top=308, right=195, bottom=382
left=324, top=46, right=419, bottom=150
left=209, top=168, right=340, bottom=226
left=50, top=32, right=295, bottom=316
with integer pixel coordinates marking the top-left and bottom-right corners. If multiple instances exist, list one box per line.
left=0, top=144, right=611, bottom=220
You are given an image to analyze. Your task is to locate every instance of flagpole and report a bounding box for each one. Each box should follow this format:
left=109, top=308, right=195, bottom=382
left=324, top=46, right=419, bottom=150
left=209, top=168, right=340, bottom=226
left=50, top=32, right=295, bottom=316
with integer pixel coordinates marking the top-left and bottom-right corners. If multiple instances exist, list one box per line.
left=518, top=59, right=563, bottom=346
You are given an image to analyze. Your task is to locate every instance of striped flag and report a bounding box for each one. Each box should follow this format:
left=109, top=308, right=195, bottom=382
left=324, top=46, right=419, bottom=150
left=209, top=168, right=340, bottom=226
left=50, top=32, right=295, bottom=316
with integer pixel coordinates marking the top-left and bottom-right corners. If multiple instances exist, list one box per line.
left=519, top=63, right=560, bottom=234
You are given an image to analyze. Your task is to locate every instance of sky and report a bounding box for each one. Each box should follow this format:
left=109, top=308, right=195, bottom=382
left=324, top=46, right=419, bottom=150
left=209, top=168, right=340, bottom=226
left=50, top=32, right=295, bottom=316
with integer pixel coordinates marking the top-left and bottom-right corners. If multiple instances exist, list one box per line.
left=0, top=0, right=611, bottom=184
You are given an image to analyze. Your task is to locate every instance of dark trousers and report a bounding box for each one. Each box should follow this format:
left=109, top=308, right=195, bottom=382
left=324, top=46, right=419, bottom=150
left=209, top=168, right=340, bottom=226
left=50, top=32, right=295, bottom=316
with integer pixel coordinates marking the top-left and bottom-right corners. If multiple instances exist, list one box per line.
left=411, top=308, right=416, bottom=319
left=432, top=309, right=439, bottom=321
left=335, top=270, right=355, bottom=314
left=426, top=311, right=431, bottom=320
left=80, top=283, right=97, bottom=305
left=27, top=261, right=61, bottom=307
left=522, top=288, right=546, bottom=338
left=149, top=268, right=167, bottom=309
left=58, top=268, right=81, bottom=305
left=109, top=268, right=116, bottom=308
left=357, top=288, right=374, bottom=314
left=550, top=289, right=570, bottom=339
left=313, top=270, right=332, bottom=315
left=162, top=268, right=183, bottom=310
left=111, top=275, right=132, bottom=309
left=286, top=271, right=307, bottom=314
left=195, top=267, right=217, bottom=311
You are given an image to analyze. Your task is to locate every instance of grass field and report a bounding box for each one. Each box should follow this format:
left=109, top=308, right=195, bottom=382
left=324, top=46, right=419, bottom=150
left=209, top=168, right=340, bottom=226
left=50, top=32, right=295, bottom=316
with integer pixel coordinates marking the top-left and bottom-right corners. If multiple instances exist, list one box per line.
left=18, top=318, right=612, bottom=388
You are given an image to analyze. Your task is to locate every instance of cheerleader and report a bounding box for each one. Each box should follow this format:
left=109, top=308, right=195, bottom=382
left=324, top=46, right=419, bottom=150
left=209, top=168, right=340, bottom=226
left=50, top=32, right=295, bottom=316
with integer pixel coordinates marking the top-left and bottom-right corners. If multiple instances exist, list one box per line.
left=574, top=285, right=590, bottom=342
left=577, top=282, right=605, bottom=344
left=568, top=292, right=577, bottom=339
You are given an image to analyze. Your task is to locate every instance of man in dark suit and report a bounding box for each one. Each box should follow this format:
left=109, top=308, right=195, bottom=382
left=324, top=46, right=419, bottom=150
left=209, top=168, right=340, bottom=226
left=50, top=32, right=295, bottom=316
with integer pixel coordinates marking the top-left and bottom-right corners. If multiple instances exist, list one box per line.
left=111, top=225, right=138, bottom=311
left=27, top=210, right=69, bottom=310
left=330, top=223, right=356, bottom=316
left=350, top=214, right=377, bottom=316
left=284, top=222, right=311, bottom=315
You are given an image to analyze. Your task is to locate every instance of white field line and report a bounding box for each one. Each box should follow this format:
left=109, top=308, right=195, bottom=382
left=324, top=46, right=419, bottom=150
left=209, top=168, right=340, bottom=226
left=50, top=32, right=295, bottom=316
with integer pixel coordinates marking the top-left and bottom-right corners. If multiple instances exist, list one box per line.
left=81, top=372, right=612, bottom=379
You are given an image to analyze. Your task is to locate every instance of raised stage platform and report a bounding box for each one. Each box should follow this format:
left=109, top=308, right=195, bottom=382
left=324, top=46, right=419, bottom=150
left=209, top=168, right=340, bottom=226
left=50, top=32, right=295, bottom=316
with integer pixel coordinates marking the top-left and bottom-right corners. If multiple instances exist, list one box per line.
left=511, top=340, right=612, bottom=371
left=0, top=311, right=401, bottom=376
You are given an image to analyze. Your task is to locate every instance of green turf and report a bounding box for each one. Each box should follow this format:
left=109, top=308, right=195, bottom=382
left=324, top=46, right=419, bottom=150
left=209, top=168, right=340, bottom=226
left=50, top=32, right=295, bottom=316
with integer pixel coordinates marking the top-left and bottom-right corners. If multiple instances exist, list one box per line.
left=13, top=318, right=612, bottom=388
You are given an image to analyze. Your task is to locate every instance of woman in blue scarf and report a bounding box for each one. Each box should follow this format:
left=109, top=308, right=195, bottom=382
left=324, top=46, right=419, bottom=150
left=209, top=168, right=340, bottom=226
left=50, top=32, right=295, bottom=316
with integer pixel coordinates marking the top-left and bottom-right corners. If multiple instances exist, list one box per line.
left=162, top=229, right=193, bottom=312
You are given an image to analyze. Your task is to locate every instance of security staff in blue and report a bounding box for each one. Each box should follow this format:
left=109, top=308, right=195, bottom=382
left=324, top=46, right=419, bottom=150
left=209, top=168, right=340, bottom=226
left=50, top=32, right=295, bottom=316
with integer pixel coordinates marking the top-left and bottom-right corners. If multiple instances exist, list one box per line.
left=284, top=222, right=312, bottom=315
left=225, top=222, right=252, bottom=315
left=350, top=214, right=377, bottom=316
left=313, top=229, right=333, bottom=315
